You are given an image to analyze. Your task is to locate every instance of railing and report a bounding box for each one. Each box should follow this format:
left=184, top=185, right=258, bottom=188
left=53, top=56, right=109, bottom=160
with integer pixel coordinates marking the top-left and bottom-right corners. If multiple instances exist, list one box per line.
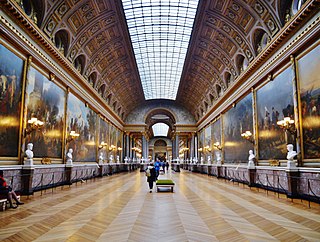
left=33, top=171, right=66, bottom=194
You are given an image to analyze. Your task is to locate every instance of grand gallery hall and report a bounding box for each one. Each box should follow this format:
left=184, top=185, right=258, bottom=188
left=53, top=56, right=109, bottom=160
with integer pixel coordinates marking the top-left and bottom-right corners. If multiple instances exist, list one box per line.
left=0, top=0, right=320, bottom=241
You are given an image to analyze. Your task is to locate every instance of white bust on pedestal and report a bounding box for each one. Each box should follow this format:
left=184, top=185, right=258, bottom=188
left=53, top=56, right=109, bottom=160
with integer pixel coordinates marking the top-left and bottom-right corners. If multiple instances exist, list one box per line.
left=200, top=157, right=204, bottom=165
left=207, top=155, right=211, bottom=165
left=24, top=143, right=34, bottom=166
left=124, top=156, right=128, bottom=163
left=216, top=151, right=222, bottom=166
left=248, top=150, right=256, bottom=169
left=98, top=152, right=104, bottom=165
left=109, top=154, right=114, bottom=163
left=66, top=148, right=73, bottom=166
left=287, top=144, right=297, bottom=169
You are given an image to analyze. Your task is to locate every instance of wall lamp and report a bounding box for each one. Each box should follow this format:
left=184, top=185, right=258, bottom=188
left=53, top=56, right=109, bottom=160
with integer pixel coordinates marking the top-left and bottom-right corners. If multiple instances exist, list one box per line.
left=277, top=117, right=296, bottom=134
left=213, top=142, right=222, bottom=150
left=109, top=144, right=116, bottom=151
left=132, top=147, right=141, bottom=153
left=98, top=141, right=108, bottom=150
left=204, top=145, right=212, bottom=152
left=117, top=147, right=122, bottom=151
left=67, top=130, right=79, bottom=143
left=241, top=130, right=254, bottom=144
left=25, top=117, right=44, bottom=136
left=198, top=147, right=203, bottom=152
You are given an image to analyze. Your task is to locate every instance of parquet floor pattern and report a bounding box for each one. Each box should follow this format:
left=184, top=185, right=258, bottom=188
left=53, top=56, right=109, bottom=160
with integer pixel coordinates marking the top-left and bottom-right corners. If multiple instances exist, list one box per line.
left=0, top=169, right=320, bottom=242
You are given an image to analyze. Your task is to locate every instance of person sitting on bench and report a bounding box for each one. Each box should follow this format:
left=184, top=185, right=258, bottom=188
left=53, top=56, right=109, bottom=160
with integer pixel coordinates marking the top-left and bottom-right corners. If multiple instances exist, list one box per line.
left=0, top=170, right=24, bottom=209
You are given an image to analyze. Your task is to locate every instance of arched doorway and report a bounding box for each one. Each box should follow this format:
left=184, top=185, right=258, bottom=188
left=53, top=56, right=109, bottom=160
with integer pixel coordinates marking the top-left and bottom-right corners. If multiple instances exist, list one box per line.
left=154, top=139, right=167, bottom=161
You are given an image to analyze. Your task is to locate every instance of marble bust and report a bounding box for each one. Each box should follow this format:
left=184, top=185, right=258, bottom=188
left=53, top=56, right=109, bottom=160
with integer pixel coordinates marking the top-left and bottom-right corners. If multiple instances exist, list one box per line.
left=248, top=150, right=255, bottom=169
left=24, top=143, right=34, bottom=166
left=66, top=148, right=73, bottom=166
left=287, top=144, right=297, bottom=168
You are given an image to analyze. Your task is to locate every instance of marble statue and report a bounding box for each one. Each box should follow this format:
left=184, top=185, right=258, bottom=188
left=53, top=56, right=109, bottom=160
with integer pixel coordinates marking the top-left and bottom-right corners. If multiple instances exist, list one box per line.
left=207, top=155, right=211, bottom=165
left=200, top=157, right=204, bottom=164
left=66, top=148, right=73, bottom=166
left=287, top=144, right=297, bottom=168
left=248, top=150, right=255, bottom=169
left=109, top=154, right=114, bottom=163
left=116, top=155, right=120, bottom=163
left=24, top=143, right=34, bottom=166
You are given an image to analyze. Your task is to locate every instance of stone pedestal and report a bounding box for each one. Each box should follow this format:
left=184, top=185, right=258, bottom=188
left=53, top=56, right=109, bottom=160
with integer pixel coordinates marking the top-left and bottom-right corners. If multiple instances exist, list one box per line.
left=65, top=166, right=73, bottom=185
left=286, top=170, right=299, bottom=198
left=21, top=168, right=34, bottom=195
left=248, top=168, right=256, bottom=187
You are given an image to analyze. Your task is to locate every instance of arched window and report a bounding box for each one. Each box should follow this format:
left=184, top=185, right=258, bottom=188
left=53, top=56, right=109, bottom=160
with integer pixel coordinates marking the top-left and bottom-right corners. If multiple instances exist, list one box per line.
left=224, top=71, right=233, bottom=87
left=253, top=29, right=269, bottom=54
left=22, top=0, right=44, bottom=27
left=54, top=30, right=69, bottom=56
left=88, top=72, right=97, bottom=87
left=74, top=55, right=86, bottom=75
left=235, top=54, right=249, bottom=74
left=292, top=0, right=306, bottom=14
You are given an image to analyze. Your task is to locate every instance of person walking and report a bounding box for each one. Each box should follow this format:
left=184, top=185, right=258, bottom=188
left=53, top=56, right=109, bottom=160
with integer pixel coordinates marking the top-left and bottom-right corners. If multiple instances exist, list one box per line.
left=145, top=163, right=156, bottom=193
left=154, top=158, right=161, bottom=179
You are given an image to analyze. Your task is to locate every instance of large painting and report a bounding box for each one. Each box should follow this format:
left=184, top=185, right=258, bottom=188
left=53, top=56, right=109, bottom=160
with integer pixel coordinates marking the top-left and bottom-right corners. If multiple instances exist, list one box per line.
left=211, top=118, right=221, bottom=162
left=256, top=67, right=294, bottom=160
left=67, top=93, right=97, bottom=162
left=0, top=44, right=24, bottom=157
left=298, top=44, right=320, bottom=159
left=198, top=129, right=204, bottom=161
left=99, top=118, right=109, bottom=162
left=25, top=67, right=65, bottom=158
left=223, top=94, right=253, bottom=163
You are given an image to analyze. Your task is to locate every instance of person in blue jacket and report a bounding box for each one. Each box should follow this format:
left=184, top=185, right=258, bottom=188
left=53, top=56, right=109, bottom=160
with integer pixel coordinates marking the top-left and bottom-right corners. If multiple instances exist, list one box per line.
left=154, top=158, right=161, bottom=179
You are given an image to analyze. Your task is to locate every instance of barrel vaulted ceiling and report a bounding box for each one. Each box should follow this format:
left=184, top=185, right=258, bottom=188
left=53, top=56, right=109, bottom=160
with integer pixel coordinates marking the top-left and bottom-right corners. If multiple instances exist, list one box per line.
left=4, top=0, right=312, bottom=121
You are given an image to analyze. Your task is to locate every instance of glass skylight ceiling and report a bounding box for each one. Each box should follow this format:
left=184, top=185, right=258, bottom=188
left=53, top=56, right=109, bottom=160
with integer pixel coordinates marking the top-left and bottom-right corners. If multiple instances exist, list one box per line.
left=152, top=123, right=169, bottom=137
left=122, top=0, right=199, bottom=100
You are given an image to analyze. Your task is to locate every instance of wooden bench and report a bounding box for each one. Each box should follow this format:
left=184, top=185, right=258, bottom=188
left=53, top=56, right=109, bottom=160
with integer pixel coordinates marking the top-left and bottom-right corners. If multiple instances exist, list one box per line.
left=156, top=179, right=175, bottom=192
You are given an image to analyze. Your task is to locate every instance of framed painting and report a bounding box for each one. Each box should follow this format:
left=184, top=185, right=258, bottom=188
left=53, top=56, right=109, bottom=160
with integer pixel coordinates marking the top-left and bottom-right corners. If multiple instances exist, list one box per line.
left=198, top=129, right=204, bottom=161
left=67, top=93, right=97, bottom=162
left=256, top=67, right=294, bottom=160
left=223, top=94, right=253, bottom=163
left=211, top=118, right=221, bottom=161
left=25, top=66, right=66, bottom=158
left=297, top=44, right=320, bottom=159
left=99, top=118, right=109, bottom=162
left=0, top=44, right=24, bottom=157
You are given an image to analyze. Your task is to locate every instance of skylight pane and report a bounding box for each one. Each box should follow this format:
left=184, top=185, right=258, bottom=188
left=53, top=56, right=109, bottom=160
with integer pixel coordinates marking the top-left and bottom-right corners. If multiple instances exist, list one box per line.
left=122, top=0, right=199, bottom=100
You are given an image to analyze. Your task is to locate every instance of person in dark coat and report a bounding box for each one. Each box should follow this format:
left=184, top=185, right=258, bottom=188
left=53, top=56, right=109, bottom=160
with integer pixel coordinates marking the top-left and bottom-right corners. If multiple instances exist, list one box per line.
left=146, top=163, right=157, bottom=193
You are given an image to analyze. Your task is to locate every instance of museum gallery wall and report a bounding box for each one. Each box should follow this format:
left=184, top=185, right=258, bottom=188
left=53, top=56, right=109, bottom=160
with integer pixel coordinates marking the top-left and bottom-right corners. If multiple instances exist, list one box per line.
left=0, top=43, right=123, bottom=163
left=201, top=41, right=320, bottom=164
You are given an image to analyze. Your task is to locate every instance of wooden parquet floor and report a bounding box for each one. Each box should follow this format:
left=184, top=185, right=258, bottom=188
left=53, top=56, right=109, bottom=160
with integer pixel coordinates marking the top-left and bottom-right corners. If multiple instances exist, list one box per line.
left=0, top=169, right=320, bottom=242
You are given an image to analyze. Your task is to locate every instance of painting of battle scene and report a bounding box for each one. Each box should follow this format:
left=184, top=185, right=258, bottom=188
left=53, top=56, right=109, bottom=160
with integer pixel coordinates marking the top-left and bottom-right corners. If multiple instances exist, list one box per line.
left=67, top=93, right=97, bottom=162
left=204, top=125, right=211, bottom=163
left=211, top=118, right=221, bottom=162
left=298, top=44, right=320, bottom=159
left=256, top=67, right=294, bottom=160
left=223, top=94, right=253, bottom=163
left=0, top=45, right=24, bottom=157
left=99, top=118, right=109, bottom=162
left=25, top=67, right=65, bottom=158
